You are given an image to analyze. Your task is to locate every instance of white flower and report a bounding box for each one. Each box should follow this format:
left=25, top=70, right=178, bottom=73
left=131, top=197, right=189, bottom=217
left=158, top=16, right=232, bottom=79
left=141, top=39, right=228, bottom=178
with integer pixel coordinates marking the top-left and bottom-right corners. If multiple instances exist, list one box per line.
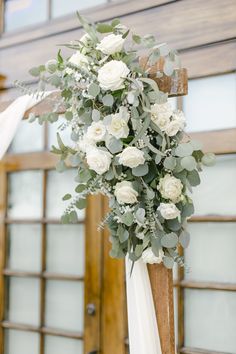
left=106, top=106, right=129, bottom=139
left=66, top=52, right=88, bottom=75
left=165, top=110, right=186, bottom=136
left=96, top=34, right=125, bottom=55
left=97, top=60, right=129, bottom=91
left=151, top=102, right=173, bottom=131
left=78, top=136, right=95, bottom=153
left=114, top=181, right=138, bottom=204
left=119, top=146, right=145, bottom=168
left=142, top=247, right=164, bottom=264
left=86, top=121, right=107, bottom=142
left=86, top=148, right=111, bottom=175
left=158, top=203, right=180, bottom=220
left=79, top=33, right=91, bottom=45
left=158, top=174, right=183, bottom=203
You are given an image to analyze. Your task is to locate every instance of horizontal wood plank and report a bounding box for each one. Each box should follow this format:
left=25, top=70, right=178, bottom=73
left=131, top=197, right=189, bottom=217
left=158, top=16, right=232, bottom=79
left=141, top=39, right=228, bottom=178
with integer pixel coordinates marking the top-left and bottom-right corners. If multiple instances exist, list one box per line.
left=1, top=152, right=58, bottom=171
left=2, top=269, right=84, bottom=281
left=0, top=0, right=235, bottom=87
left=180, top=347, right=232, bottom=354
left=174, top=280, right=236, bottom=292
left=189, top=215, right=236, bottom=223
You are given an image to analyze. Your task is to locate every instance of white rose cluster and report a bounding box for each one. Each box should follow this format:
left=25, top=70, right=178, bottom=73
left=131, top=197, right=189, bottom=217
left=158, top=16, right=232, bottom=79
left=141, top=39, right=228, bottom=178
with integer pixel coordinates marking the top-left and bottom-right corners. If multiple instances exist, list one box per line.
left=86, top=147, right=112, bottom=175
left=158, top=203, right=180, bottom=220
left=151, top=102, right=186, bottom=137
left=96, top=34, right=125, bottom=55
left=118, top=146, right=145, bottom=168
left=114, top=181, right=138, bottom=204
left=105, top=106, right=130, bottom=139
left=98, top=60, right=129, bottom=91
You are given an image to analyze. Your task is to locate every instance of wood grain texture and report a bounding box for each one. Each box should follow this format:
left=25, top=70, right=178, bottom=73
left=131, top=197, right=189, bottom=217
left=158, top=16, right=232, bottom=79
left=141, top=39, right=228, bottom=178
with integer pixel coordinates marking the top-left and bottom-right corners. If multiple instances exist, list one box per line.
left=180, top=347, right=231, bottom=354
left=101, top=197, right=127, bottom=354
left=148, top=264, right=175, bottom=354
left=1, top=152, right=58, bottom=171
left=84, top=195, right=103, bottom=354
left=175, top=280, right=236, bottom=292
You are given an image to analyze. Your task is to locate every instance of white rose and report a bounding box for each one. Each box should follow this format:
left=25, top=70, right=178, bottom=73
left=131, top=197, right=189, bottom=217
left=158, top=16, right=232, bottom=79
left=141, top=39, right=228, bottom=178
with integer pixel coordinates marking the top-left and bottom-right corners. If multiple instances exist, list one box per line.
left=158, top=174, right=183, bottom=202
left=158, top=203, right=180, bottom=220
left=66, top=52, right=88, bottom=75
left=165, top=110, right=186, bottom=136
left=78, top=136, right=95, bottom=153
left=142, top=247, right=164, bottom=264
left=119, top=146, right=145, bottom=168
left=114, top=181, right=138, bottom=204
left=106, top=106, right=129, bottom=139
left=151, top=102, right=173, bottom=131
left=96, top=34, right=125, bottom=55
left=86, top=121, right=107, bottom=142
left=86, top=148, right=111, bottom=175
left=97, top=60, right=129, bottom=91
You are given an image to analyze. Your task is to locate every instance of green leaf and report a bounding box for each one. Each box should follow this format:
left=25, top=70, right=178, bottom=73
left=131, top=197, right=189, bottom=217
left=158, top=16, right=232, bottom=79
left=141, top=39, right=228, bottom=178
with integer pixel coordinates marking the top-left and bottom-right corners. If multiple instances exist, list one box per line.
left=190, top=139, right=203, bottom=151
left=151, top=237, right=162, bottom=256
left=65, top=111, right=73, bottom=121
left=75, top=184, right=87, bottom=193
left=163, top=59, right=174, bottom=76
left=181, top=203, right=194, bottom=218
left=76, top=198, right=87, bottom=209
left=106, top=136, right=123, bottom=154
left=111, top=18, right=120, bottom=27
left=88, top=83, right=100, bottom=97
left=132, top=34, right=142, bottom=44
left=62, top=194, right=72, bottom=201
left=155, top=154, right=162, bottom=164
left=135, top=244, right=143, bottom=257
left=79, top=169, right=91, bottom=183
left=132, top=164, right=149, bottom=177
left=166, top=218, right=181, bottom=232
left=69, top=210, right=78, bottom=223
left=161, top=233, right=178, bottom=248
left=122, top=212, right=134, bottom=227
left=181, top=156, right=197, bottom=171
left=56, top=160, right=66, bottom=173
left=136, top=208, right=145, bottom=224
left=163, top=256, right=174, bottom=269
left=102, top=94, right=114, bottom=106
left=92, top=109, right=100, bottom=121
left=175, top=143, right=194, bottom=157
left=202, top=153, right=216, bottom=167
left=146, top=188, right=155, bottom=200
left=164, top=156, right=176, bottom=170
left=57, top=49, right=63, bottom=64
left=61, top=214, right=70, bottom=224
left=187, top=170, right=200, bottom=186
left=118, top=225, right=129, bottom=243
left=179, top=230, right=190, bottom=248
left=29, top=67, right=41, bottom=77
left=96, top=23, right=113, bottom=33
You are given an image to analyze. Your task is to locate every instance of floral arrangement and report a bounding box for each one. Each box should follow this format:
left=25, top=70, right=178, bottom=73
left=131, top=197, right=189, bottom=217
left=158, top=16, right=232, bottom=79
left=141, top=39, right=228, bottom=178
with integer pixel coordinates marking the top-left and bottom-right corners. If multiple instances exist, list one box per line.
left=20, top=14, right=215, bottom=268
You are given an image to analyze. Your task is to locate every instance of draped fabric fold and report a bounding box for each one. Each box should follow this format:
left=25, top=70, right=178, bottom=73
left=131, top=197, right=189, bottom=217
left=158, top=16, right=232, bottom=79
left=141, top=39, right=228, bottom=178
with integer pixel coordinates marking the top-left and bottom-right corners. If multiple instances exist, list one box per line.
left=0, top=92, right=51, bottom=159
left=126, top=257, right=162, bottom=354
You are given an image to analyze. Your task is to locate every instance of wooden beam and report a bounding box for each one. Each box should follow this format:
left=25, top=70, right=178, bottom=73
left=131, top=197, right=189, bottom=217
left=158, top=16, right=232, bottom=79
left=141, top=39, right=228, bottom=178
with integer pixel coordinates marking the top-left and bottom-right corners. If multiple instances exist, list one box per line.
left=174, top=280, right=236, bottom=292
left=180, top=347, right=232, bottom=354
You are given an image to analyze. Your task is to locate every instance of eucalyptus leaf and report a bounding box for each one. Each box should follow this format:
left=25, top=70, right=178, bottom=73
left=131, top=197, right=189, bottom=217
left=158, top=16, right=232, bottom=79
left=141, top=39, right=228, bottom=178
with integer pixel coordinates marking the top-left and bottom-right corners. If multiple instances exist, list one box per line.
left=202, top=153, right=216, bottom=167
left=76, top=198, right=87, bottom=209
left=56, top=160, right=66, bottom=173
left=164, top=156, right=176, bottom=170
left=88, top=83, right=100, bottom=97
left=161, top=233, right=178, bottom=248
left=175, top=143, right=194, bottom=157
left=102, top=94, right=114, bottom=106
left=187, top=170, right=201, bottom=186
left=132, top=164, right=149, bottom=177
left=163, top=256, right=174, bottom=269
left=181, top=156, right=197, bottom=171
left=136, top=208, right=145, bottom=224
left=69, top=210, right=78, bottom=223
left=106, top=136, right=123, bottom=154
left=92, top=109, right=100, bottom=121
left=62, top=194, right=72, bottom=201
left=179, top=230, right=190, bottom=248
left=122, top=212, right=134, bottom=226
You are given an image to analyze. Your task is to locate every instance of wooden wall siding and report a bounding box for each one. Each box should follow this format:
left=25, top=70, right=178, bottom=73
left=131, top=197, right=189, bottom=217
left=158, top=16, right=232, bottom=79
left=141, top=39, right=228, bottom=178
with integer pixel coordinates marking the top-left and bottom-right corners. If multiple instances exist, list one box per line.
left=0, top=0, right=236, bottom=88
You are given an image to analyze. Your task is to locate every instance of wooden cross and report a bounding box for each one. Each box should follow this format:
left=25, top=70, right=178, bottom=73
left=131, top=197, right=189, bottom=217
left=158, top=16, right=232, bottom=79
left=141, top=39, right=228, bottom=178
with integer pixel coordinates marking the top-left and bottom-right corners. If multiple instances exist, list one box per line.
left=0, top=58, right=188, bottom=354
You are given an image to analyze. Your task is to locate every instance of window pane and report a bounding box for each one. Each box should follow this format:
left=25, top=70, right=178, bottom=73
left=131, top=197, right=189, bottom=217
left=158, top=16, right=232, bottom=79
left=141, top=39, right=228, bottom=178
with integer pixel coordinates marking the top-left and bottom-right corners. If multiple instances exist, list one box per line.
left=52, top=0, right=106, bottom=18
left=45, top=336, right=83, bottom=354
left=183, top=73, right=236, bottom=132
left=4, top=0, right=48, bottom=32
left=6, top=277, right=40, bottom=326
left=184, top=289, right=236, bottom=352
left=47, top=116, right=73, bottom=150
left=7, top=224, right=41, bottom=272
left=9, top=120, right=44, bottom=153
left=193, top=155, right=236, bottom=215
left=185, top=223, right=236, bottom=283
left=4, top=330, right=40, bottom=354
left=8, top=171, right=43, bottom=219
left=46, top=169, right=85, bottom=220
left=45, top=280, right=84, bottom=332
left=46, top=224, right=85, bottom=276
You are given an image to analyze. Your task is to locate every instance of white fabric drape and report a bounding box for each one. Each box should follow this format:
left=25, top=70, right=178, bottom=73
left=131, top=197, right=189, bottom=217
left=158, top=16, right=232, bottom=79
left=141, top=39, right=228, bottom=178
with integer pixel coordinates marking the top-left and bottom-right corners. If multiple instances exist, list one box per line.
left=0, top=93, right=51, bottom=159
left=126, top=257, right=162, bottom=354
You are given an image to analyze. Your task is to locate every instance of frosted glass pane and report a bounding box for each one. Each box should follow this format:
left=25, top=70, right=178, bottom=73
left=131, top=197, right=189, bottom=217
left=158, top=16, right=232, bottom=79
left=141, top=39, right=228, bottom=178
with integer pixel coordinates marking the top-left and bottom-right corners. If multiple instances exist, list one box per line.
left=193, top=155, right=236, bottom=215
left=9, top=120, right=44, bottom=153
left=46, top=169, right=85, bottom=220
left=8, top=224, right=41, bottom=272
left=45, top=336, right=83, bottom=354
left=46, top=225, right=85, bottom=276
left=183, top=73, right=236, bottom=132
left=185, top=223, right=236, bottom=283
left=47, top=116, right=73, bottom=150
left=8, top=171, right=43, bottom=219
left=7, top=277, right=40, bottom=326
left=185, top=289, right=236, bottom=352
left=5, top=330, right=40, bottom=354
left=52, top=0, right=106, bottom=18
left=168, top=97, right=177, bottom=110
left=45, top=281, right=84, bottom=331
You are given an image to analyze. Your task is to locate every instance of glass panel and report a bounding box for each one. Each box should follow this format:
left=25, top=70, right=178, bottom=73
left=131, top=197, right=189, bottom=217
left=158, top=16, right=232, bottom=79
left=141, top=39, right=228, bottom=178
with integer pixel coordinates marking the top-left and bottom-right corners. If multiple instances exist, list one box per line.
left=4, top=0, right=48, bottom=32
left=45, top=280, right=84, bottom=331
left=184, top=289, right=236, bottom=353
left=173, top=288, right=178, bottom=347
left=4, top=329, right=40, bottom=354
left=7, top=224, right=41, bottom=272
left=47, top=116, right=73, bottom=150
left=7, top=277, right=40, bottom=326
left=52, top=0, right=106, bottom=18
left=46, top=169, right=85, bottom=220
left=9, top=120, right=44, bottom=153
left=183, top=73, right=236, bottom=132
left=185, top=223, right=236, bottom=283
left=193, top=155, right=236, bottom=215
left=46, top=224, right=85, bottom=276
left=45, top=336, right=83, bottom=354
left=8, top=171, right=43, bottom=219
